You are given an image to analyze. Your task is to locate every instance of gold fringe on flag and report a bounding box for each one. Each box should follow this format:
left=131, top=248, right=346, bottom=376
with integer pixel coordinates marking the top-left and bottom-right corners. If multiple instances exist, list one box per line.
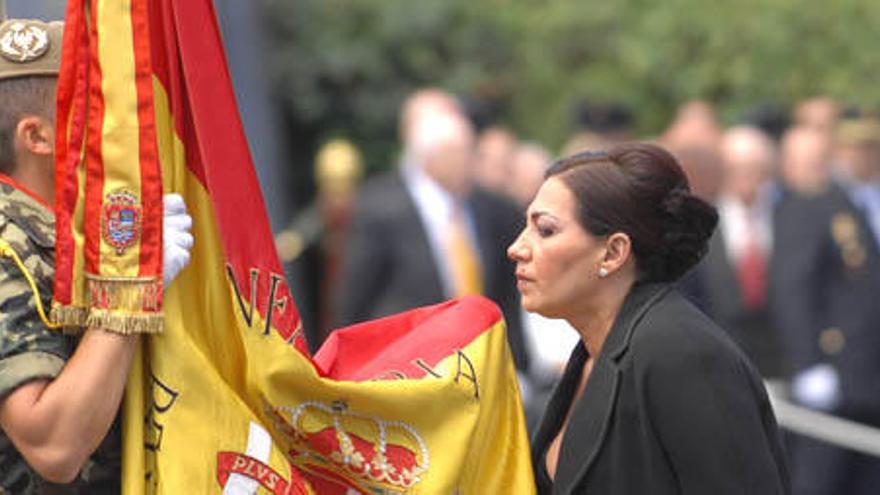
left=50, top=275, right=164, bottom=334
left=84, top=309, right=164, bottom=335
left=84, top=274, right=163, bottom=334
left=48, top=304, right=89, bottom=335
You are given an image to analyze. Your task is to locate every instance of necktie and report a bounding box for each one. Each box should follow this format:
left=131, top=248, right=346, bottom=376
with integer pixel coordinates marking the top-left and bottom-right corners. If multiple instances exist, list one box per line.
left=737, top=213, right=767, bottom=310
left=447, top=207, right=483, bottom=297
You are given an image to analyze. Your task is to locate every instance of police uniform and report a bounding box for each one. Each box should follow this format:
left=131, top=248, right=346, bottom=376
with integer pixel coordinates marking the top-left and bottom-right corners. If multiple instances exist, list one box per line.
left=0, top=19, right=119, bottom=494
left=771, top=179, right=880, bottom=494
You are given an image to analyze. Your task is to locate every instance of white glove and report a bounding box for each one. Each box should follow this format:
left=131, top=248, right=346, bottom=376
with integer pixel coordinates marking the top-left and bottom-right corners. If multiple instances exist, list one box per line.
left=163, top=193, right=194, bottom=287
left=792, top=363, right=840, bottom=411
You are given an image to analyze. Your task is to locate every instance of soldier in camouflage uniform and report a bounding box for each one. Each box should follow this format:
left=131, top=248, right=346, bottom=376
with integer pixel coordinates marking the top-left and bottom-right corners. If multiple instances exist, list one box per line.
left=0, top=18, right=192, bottom=494
left=0, top=182, right=122, bottom=493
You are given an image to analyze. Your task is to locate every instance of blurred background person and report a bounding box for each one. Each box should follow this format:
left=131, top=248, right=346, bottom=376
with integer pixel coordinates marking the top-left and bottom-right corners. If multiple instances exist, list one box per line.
left=742, top=102, right=791, bottom=143
left=474, top=125, right=518, bottom=195
left=794, top=97, right=840, bottom=137
left=560, top=100, right=634, bottom=156
left=398, top=88, right=462, bottom=143
left=683, top=126, right=786, bottom=380
left=560, top=131, right=607, bottom=160
left=771, top=114, right=880, bottom=494
left=662, top=100, right=723, bottom=152
left=279, top=139, right=364, bottom=350
left=334, top=89, right=530, bottom=373
left=661, top=101, right=724, bottom=213
left=670, top=145, right=723, bottom=203
left=508, top=142, right=553, bottom=210
left=779, top=126, right=833, bottom=197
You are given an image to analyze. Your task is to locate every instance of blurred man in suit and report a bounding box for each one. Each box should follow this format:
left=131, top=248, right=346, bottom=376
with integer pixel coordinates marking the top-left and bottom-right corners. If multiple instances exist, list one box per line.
left=662, top=100, right=723, bottom=152
left=779, top=126, right=833, bottom=196
left=772, top=116, right=880, bottom=494
left=794, top=96, right=840, bottom=137
left=671, top=144, right=723, bottom=203
left=334, top=89, right=529, bottom=372
left=688, top=126, right=786, bottom=379
left=474, top=126, right=517, bottom=196
left=508, top=142, right=552, bottom=210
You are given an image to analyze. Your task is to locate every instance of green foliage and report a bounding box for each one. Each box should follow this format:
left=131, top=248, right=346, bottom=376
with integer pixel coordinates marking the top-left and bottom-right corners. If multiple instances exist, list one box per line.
left=261, top=0, right=516, bottom=172
left=261, top=0, right=880, bottom=166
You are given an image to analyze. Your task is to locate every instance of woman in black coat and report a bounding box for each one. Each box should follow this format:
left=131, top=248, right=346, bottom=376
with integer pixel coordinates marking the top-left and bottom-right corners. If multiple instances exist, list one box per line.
left=507, top=143, right=789, bottom=494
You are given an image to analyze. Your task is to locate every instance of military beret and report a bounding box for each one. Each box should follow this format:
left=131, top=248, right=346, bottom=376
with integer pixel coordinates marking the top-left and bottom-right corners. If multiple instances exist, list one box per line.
left=0, top=18, right=62, bottom=80
left=837, top=117, right=880, bottom=145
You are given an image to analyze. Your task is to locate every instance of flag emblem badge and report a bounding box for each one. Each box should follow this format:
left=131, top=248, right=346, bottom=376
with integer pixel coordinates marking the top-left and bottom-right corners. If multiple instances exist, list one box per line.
left=102, top=189, right=142, bottom=255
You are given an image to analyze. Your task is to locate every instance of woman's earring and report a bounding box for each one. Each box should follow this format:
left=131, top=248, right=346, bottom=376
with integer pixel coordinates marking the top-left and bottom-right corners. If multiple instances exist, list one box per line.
left=598, top=267, right=609, bottom=278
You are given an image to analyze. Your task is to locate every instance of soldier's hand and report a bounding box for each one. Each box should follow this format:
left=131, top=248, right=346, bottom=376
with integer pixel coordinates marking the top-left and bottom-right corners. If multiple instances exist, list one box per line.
left=163, top=194, right=193, bottom=287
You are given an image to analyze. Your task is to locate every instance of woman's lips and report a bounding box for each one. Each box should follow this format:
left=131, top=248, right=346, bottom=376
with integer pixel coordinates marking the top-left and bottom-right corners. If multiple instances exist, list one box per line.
left=515, top=273, right=533, bottom=290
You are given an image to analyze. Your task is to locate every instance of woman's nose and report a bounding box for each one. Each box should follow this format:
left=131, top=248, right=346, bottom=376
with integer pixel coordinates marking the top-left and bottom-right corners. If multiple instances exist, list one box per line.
left=507, top=232, right=528, bottom=261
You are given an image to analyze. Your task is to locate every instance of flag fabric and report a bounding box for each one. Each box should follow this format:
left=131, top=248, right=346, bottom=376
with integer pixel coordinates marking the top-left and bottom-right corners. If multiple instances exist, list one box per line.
left=52, top=0, right=164, bottom=333
left=53, top=0, right=536, bottom=494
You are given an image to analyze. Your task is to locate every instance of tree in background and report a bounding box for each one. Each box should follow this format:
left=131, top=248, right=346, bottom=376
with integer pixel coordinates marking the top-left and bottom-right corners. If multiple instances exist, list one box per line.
left=261, top=0, right=880, bottom=175
left=262, top=0, right=514, bottom=178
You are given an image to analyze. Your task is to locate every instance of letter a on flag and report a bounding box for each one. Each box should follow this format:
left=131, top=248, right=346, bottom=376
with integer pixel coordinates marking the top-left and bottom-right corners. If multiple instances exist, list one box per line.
left=52, top=0, right=536, bottom=493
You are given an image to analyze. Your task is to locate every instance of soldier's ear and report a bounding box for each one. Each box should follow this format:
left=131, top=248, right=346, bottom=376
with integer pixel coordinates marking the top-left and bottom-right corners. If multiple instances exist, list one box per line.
left=15, top=115, right=54, bottom=157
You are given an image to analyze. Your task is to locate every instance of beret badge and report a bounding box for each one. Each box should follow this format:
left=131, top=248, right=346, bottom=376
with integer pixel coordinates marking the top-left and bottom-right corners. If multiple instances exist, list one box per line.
left=0, top=21, right=50, bottom=63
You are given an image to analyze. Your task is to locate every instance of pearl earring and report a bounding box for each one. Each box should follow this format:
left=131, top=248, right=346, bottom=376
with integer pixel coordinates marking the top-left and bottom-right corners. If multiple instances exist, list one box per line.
left=598, top=267, right=609, bottom=278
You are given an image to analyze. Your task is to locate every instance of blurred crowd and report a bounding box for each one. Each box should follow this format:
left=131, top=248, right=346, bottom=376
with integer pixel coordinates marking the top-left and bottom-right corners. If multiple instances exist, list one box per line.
left=283, top=91, right=880, bottom=494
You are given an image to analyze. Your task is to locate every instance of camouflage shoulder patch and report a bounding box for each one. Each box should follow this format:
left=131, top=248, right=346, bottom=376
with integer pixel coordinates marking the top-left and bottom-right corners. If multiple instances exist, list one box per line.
left=0, top=182, right=54, bottom=248
left=0, top=183, right=59, bottom=362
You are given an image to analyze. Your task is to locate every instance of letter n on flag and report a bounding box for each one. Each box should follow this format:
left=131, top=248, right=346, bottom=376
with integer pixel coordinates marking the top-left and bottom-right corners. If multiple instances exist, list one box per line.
left=53, top=0, right=535, bottom=493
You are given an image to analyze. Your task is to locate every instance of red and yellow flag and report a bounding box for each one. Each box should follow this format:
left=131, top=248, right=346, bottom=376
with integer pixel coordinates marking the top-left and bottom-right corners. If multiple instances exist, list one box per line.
left=53, top=1, right=536, bottom=493
left=52, top=0, right=164, bottom=332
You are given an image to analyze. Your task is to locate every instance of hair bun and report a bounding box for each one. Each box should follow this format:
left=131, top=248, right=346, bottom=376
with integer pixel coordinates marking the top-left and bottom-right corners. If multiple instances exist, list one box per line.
left=653, top=189, right=718, bottom=282
left=547, top=141, right=719, bottom=284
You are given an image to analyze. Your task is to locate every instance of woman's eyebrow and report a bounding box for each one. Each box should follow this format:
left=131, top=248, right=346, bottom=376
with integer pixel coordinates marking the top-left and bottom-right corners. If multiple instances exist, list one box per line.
left=530, top=210, right=555, bottom=222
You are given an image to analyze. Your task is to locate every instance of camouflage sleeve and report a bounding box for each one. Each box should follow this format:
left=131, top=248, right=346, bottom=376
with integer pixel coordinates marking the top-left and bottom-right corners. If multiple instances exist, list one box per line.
left=0, top=245, right=72, bottom=400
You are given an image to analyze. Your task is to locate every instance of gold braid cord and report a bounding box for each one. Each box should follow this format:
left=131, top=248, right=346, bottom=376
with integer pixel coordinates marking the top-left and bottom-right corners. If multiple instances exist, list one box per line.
left=0, top=239, right=61, bottom=331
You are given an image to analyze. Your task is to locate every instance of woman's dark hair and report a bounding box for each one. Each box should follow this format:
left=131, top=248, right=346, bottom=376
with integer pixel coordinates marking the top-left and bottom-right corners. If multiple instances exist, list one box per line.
left=546, top=142, right=718, bottom=283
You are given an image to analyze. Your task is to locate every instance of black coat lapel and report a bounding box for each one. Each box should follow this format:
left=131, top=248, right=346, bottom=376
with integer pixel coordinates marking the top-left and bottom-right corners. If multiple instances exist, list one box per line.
left=552, top=352, right=621, bottom=493
left=553, top=283, right=672, bottom=493
left=531, top=343, right=587, bottom=470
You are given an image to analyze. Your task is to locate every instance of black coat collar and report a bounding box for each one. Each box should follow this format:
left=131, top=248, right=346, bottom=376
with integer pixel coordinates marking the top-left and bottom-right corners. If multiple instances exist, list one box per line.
left=536, top=282, right=672, bottom=494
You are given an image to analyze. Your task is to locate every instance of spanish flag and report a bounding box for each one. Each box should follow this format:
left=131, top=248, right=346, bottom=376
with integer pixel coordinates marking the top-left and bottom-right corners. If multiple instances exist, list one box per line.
left=53, top=0, right=535, bottom=493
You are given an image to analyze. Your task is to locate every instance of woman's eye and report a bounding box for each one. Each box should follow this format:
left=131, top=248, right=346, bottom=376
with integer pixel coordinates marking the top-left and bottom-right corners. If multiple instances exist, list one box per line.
left=537, top=225, right=555, bottom=238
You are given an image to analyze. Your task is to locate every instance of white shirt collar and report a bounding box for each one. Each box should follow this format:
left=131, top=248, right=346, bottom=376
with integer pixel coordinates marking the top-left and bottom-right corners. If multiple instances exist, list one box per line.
left=717, top=186, right=774, bottom=262
left=400, top=163, right=458, bottom=296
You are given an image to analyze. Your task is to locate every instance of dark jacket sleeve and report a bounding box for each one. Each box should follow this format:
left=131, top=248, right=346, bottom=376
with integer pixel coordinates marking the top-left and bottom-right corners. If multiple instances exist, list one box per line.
left=333, top=185, right=391, bottom=327
left=638, top=327, right=790, bottom=494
